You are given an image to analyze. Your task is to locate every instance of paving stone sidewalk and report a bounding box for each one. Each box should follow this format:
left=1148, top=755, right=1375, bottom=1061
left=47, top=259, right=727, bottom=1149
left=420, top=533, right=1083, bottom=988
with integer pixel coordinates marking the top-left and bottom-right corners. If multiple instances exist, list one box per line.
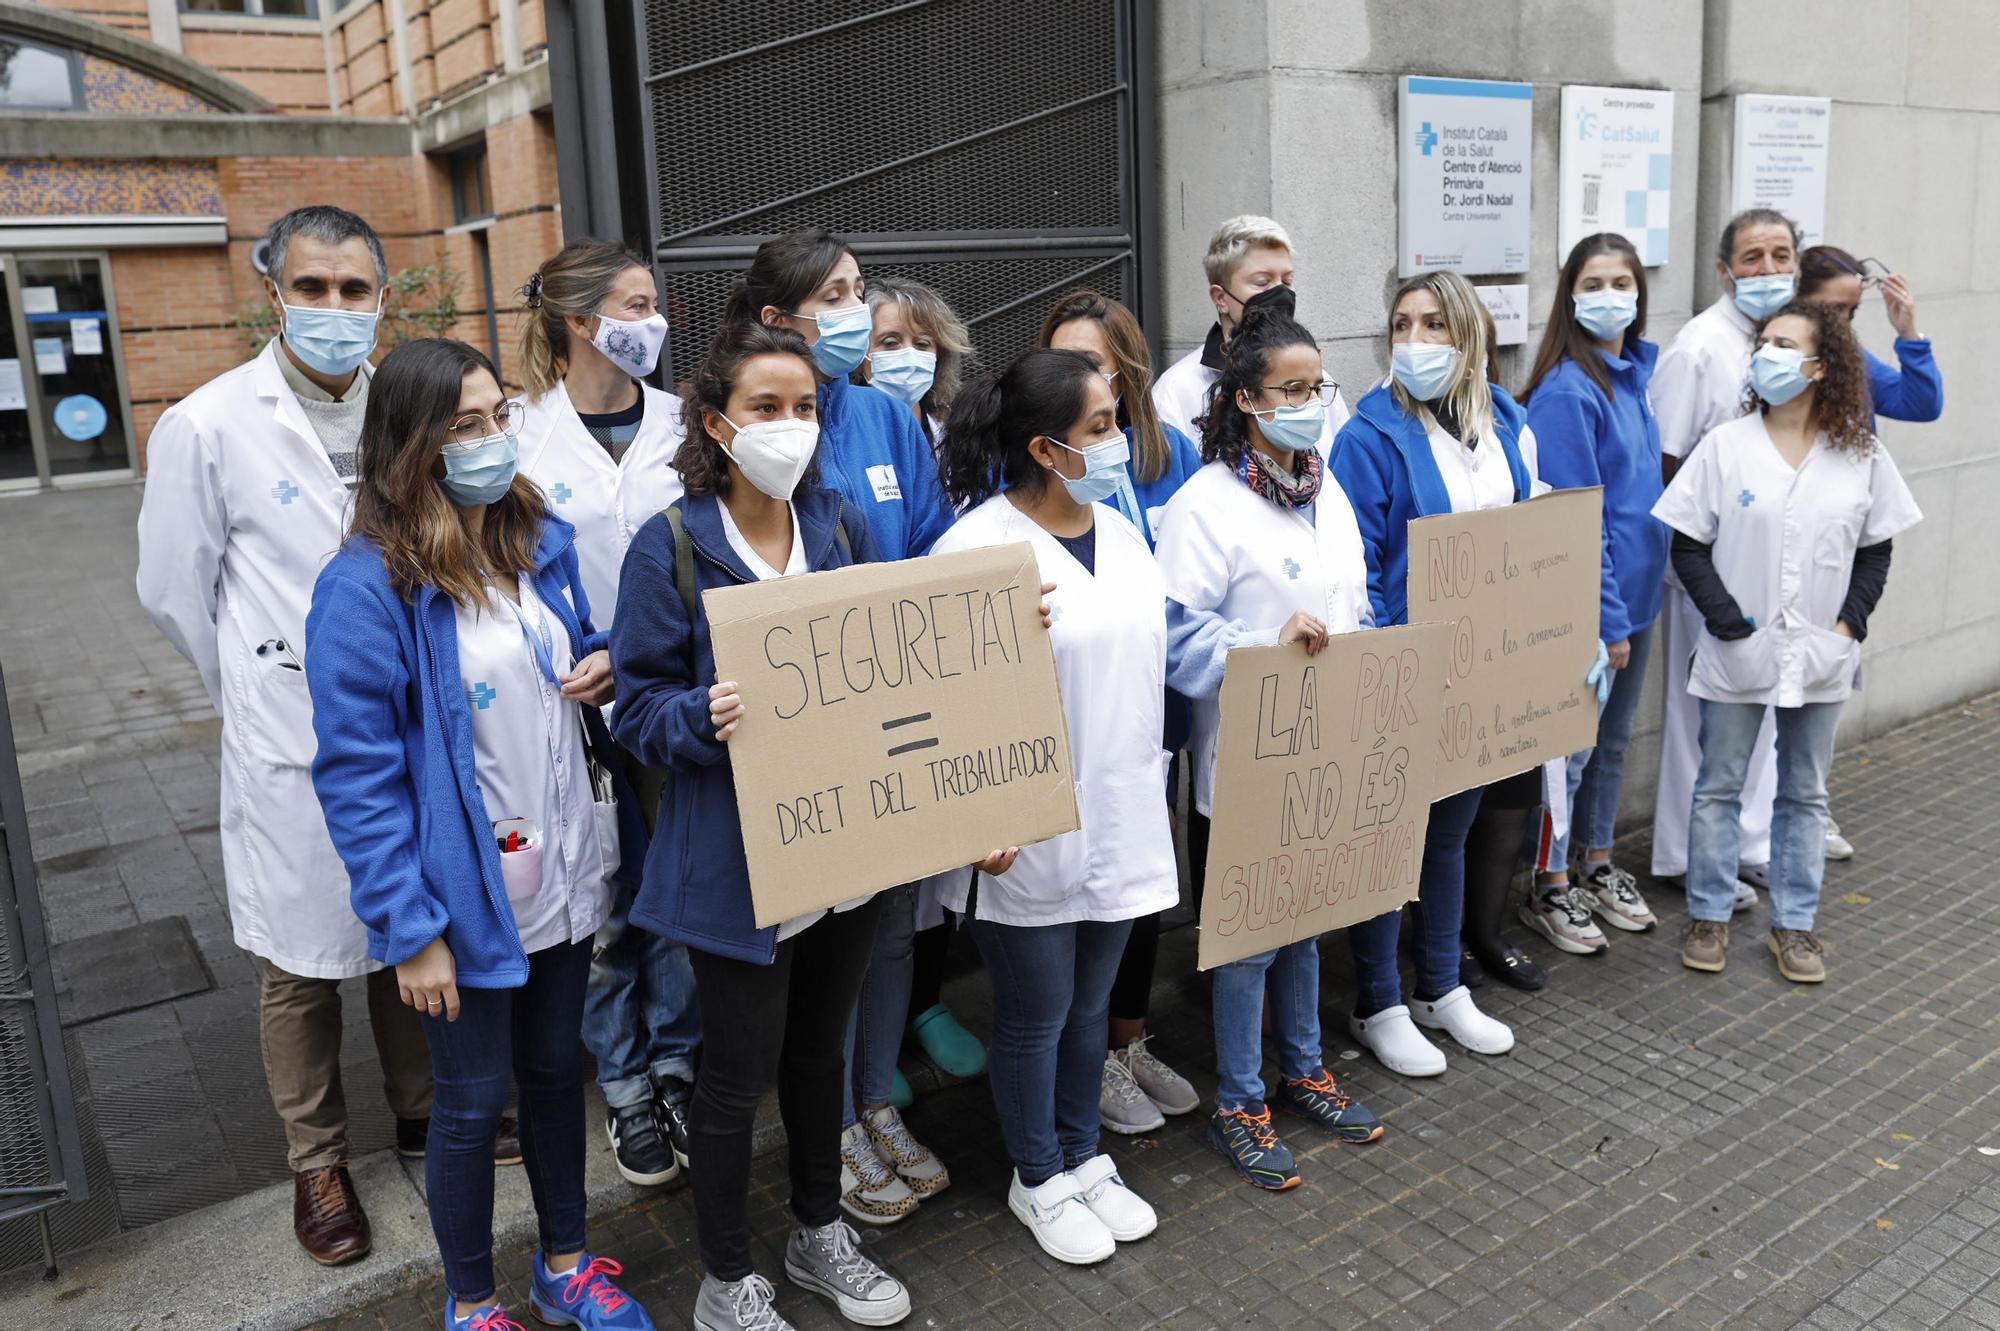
left=311, top=694, right=2000, bottom=1330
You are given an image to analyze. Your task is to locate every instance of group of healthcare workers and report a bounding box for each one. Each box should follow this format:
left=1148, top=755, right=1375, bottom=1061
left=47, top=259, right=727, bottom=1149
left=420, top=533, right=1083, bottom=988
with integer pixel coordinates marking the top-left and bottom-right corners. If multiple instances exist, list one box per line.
left=132, top=194, right=1932, bottom=1331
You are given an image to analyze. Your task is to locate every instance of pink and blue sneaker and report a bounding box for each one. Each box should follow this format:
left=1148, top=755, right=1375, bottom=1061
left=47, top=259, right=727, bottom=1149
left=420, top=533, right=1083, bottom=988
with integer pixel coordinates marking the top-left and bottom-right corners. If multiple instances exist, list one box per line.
left=530, top=1252, right=655, bottom=1329
left=442, top=1301, right=524, bottom=1331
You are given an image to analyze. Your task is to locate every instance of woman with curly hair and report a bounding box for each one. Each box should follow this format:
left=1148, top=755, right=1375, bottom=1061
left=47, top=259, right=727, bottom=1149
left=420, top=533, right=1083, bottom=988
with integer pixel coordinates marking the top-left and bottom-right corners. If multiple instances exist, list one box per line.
left=1655, top=299, right=1922, bottom=985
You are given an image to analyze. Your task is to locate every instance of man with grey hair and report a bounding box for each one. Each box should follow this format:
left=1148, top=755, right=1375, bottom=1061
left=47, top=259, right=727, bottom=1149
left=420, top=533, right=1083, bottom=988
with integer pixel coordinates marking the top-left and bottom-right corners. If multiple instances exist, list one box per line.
left=1150, top=213, right=1351, bottom=450
left=137, top=206, right=509, bottom=1266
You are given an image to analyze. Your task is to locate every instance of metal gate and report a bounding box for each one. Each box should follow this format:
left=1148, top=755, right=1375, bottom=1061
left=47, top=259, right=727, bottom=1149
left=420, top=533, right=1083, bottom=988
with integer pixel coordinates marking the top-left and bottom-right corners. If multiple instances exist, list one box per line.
left=548, top=0, right=1157, bottom=382
left=0, top=666, right=89, bottom=1270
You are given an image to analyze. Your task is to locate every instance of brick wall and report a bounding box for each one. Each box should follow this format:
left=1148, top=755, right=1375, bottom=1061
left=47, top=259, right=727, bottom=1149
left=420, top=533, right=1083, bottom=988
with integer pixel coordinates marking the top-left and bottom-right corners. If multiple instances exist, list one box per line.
left=181, top=28, right=332, bottom=113
left=37, top=0, right=149, bottom=36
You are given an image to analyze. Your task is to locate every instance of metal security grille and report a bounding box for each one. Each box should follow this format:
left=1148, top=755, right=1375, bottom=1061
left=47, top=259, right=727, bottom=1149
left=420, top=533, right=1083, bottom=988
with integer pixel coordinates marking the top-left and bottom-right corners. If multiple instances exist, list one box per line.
left=626, top=0, right=1154, bottom=381
left=0, top=666, right=89, bottom=1266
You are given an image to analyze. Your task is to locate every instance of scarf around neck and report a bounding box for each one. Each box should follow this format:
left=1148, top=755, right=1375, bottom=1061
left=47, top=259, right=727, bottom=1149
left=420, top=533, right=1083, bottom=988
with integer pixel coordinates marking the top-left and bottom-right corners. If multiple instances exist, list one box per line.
left=1237, top=445, right=1322, bottom=510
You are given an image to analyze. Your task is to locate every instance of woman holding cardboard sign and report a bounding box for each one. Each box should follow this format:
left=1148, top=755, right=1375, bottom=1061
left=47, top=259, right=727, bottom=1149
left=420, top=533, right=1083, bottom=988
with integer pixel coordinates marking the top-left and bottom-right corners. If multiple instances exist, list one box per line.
left=930, top=346, right=1177, bottom=1264
left=1153, top=308, right=1386, bottom=1194
left=608, top=322, right=915, bottom=1331
left=1329, top=272, right=1578, bottom=1077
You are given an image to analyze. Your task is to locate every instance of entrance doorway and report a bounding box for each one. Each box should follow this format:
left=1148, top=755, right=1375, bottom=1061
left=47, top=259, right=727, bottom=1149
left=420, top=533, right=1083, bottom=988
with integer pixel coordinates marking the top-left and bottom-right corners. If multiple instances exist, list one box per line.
left=0, top=252, right=137, bottom=490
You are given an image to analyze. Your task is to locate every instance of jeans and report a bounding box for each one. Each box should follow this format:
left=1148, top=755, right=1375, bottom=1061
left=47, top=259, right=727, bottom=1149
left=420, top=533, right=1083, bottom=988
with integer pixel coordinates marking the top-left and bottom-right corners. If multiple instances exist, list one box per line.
left=1688, top=699, right=1843, bottom=929
left=582, top=879, right=701, bottom=1109
left=1211, top=939, right=1321, bottom=1111
left=842, top=884, right=915, bottom=1126
left=420, top=939, right=593, bottom=1305
left=969, top=916, right=1133, bottom=1185
left=1544, top=621, right=1657, bottom=868
left=685, top=899, right=883, bottom=1281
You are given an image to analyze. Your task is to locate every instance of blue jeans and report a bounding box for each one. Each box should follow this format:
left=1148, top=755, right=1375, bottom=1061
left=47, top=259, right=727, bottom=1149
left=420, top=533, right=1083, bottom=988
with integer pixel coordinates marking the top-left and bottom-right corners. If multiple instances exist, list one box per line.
left=969, top=916, right=1132, bottom=1185
left=842, top=883, right=915, bottom=1126
left=421, top=939, right=592, bottom=1305
left=1347, top=785, right=1482, bottom=1014
left=582, top=879, right=700, bottom=1108
left=1689, top=699, right=1843, bottom=929
left=1212, top=938, right=1321, bottom=1112
left=1545, top=621, right=1657, bottom=868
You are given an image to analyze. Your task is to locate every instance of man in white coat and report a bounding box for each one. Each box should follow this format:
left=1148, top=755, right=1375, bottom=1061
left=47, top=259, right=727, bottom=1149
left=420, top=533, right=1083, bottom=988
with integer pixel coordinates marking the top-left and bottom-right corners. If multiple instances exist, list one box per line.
left=136, top=206, right=439, bottom=1266
left=1649, top=208, right=1801, bottom=894
left=1150, top=214, right=1351, bottom=454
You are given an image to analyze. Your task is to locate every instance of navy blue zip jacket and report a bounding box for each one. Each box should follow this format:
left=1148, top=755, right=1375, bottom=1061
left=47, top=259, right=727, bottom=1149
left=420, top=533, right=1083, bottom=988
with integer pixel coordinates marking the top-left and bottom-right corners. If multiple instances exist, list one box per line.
left=1329, top=381, right=1532, bottom=627
left=1525, top=339, right=1667, bottom=644
left=305, top=516, right=644, bottom=988
left=610, top=484, right=880, bottom=964
left=817, top=375, right=951, bottom=561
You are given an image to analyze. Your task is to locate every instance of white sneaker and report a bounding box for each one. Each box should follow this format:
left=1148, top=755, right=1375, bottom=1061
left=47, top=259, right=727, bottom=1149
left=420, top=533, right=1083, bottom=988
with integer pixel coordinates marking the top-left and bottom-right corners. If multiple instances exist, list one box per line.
left=1006, top=1170, right=1115, bottom=1265
left=1348, top=1004, right=1446, bottom=1077
left=1070, top=1153, right=1155, bottom=1241
left=1411, top=985, right=1515, bottom=1056
left=1732, top=879, right=1756, bottom=913
left=1825, top=818, right=1855, bottom=861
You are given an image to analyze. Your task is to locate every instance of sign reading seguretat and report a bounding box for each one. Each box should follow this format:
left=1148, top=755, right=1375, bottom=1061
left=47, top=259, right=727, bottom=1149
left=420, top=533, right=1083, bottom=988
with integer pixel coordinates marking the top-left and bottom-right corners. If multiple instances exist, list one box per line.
left=1197, top=623, right=1451, bottom=971
left=704, top=542, right=1079, bottom=927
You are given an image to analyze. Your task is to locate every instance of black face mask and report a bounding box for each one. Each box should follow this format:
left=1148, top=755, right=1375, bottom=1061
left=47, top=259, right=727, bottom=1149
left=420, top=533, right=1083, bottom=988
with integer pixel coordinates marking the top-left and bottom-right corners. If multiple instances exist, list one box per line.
left=1238, top=283, right=1298, bottom=323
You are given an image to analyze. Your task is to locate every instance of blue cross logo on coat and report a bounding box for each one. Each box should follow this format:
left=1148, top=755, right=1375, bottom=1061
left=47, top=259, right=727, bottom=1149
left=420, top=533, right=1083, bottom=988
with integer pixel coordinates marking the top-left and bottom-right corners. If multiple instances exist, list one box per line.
left=1738, top=489, right=1755, bottom=508
left=1282, top=557, right=1302, bottom=580
left=551, top=482, right=573, bottom=504
left=467, top=681, right=498, bottom=710
left=271, top=479, right=301, bottom=505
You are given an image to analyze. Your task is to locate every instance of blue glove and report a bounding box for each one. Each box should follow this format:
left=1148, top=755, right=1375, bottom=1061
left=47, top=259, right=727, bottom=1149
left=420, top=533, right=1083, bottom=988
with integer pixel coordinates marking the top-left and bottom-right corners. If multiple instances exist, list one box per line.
left=1585, top=640, right=1612, bottom=706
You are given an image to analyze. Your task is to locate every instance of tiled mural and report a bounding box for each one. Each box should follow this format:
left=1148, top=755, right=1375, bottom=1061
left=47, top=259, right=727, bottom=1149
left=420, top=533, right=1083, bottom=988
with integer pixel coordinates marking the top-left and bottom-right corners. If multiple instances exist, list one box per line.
left=80, top=55, right=220, bottom=115
left=0, top=159, right=223, bottom=216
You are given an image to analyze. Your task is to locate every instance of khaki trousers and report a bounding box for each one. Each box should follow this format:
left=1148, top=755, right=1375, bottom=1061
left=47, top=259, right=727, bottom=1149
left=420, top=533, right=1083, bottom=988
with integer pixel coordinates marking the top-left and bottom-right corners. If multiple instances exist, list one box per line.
left=257, top=958, right=434, bottom=1172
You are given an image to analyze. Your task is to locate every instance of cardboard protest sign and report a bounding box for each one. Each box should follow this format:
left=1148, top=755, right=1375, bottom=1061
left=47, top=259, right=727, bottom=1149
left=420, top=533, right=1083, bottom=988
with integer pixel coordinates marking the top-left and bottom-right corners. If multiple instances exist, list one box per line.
left=1406, top=487, right=1604, bottom=798
left=705, top=542, right=1079, bottom=927
left=1197, top=623, right=1450, bottom=971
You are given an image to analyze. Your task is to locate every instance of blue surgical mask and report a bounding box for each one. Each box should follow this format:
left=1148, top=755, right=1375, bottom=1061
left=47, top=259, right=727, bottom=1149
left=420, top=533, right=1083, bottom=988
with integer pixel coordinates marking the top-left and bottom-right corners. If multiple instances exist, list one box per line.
left=868, top=347, right=936, bottom=406
left=281, top=296, right=381, bottom=377
left=439, top=432, right=519, bottom=507
left=1050, top=433, right=1130, bottom=505
left=1732, top=272, right=1796, bottom=321
left=1574, top=289, right=1638, bottom=341
left=1250, top=397, right=1326, bottom=453
left=1747, top=344, right=1818, bottom=406
left=803, top=302, right=872, bottom=377
left=1391, top=342, right=1461, bottom=402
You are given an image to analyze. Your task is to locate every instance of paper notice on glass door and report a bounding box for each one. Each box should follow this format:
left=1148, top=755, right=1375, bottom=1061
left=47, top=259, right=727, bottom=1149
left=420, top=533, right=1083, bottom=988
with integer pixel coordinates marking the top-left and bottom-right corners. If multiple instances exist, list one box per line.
left=20, top=286, right=58, bottom=315
left=70, top=318, right=103, bottom=356
left=33, top=338, right=66, bottom=376
left=0, top=359, right=23, bottom=410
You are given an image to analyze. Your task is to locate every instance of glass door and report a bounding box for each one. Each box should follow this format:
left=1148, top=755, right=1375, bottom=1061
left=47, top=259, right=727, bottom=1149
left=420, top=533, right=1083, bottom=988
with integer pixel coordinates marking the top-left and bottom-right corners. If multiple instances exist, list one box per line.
left=11, top=254, right=134, bottom=479
left=0, top=272, right=33, bottom=482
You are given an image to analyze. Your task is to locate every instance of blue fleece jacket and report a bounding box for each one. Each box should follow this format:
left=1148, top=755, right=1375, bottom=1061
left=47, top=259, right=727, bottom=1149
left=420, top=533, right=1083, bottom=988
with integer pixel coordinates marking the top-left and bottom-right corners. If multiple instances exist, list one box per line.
left=306, top=517, right=644, bottom=988
left=1864, top=340, right=1943, bottom=426
left=1329, top=382, right=1531, bottom=627
left=610, top=485, right=880, bottom=965
left=817, top=375, right=951, bottom=561
left=1525, top=341, right=1668, bottom=644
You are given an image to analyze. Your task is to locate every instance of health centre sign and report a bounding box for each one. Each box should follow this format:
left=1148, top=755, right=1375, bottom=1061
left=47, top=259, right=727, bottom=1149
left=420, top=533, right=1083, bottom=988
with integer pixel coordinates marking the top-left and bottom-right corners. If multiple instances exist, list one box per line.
left=1559, top=85, right=1676, bottom=267
left=1398, top=75, right=1533, bottom=276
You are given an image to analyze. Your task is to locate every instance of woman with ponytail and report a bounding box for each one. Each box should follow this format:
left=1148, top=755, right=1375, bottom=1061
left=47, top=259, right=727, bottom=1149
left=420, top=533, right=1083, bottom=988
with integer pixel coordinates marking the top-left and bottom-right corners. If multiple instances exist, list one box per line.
left=513, top=241, right=700, bottom=1190
left=929, top=348, right=1173, bottom=1265
left=1153, top=309, right=1385, bottom=1194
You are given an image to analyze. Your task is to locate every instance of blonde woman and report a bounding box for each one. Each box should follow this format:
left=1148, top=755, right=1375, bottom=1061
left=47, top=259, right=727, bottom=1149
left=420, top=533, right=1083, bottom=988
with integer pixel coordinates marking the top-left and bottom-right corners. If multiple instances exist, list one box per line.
left=514, top=238, right=698, bottom=1189
left=860, top=274, right=972, bottom=443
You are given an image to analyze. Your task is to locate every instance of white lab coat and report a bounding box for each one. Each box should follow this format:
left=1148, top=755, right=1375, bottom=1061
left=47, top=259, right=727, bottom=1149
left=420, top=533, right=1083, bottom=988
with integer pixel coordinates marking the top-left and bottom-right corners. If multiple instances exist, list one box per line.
left=1648, top=297, right=1775, bottom=876
left=516, top=380, right=687, bottom=630
left=1150, top=342, right=1352, bottom=459
left=929, top=496, right=1180, bottom=927
left=1652, top=414, right=1921, bottom=708
left=1154, top=461, right=1372, bottom=818
left=135, top=340, right=367, bottom=978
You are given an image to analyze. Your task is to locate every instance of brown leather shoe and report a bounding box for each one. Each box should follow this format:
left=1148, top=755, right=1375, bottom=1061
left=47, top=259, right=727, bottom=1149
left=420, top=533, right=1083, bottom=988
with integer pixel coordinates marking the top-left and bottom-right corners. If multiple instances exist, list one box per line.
left=293, top=1164, right=371, bottom=1266
left=495, top=1114, right=523, bottom=1167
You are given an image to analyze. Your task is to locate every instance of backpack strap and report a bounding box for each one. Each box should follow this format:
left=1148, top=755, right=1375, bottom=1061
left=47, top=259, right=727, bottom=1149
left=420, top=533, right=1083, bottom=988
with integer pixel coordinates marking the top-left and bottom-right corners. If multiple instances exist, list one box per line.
left=662, top=504, right=698, bottom=617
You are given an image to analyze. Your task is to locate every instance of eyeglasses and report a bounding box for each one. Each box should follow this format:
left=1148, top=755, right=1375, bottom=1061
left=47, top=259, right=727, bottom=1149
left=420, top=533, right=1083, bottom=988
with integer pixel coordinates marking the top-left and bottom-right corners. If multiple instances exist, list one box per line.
left=446, top=401, right=525, bottom=446
left=1256, top=380, right=1337, bottom=409
left=1855, top=257, right=1891, bottom=287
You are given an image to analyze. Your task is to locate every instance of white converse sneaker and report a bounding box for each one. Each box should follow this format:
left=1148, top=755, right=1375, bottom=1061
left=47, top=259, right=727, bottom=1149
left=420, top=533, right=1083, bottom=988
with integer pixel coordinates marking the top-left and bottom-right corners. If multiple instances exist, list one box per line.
left=1070, top=1153, right=1156, bottom=1242
left=1348, top=1004, right=1446, bottom=1077
left=1411, top=985, right=1515, bottom=1055
left=1006, top=1170, right=1115, bottom=1265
